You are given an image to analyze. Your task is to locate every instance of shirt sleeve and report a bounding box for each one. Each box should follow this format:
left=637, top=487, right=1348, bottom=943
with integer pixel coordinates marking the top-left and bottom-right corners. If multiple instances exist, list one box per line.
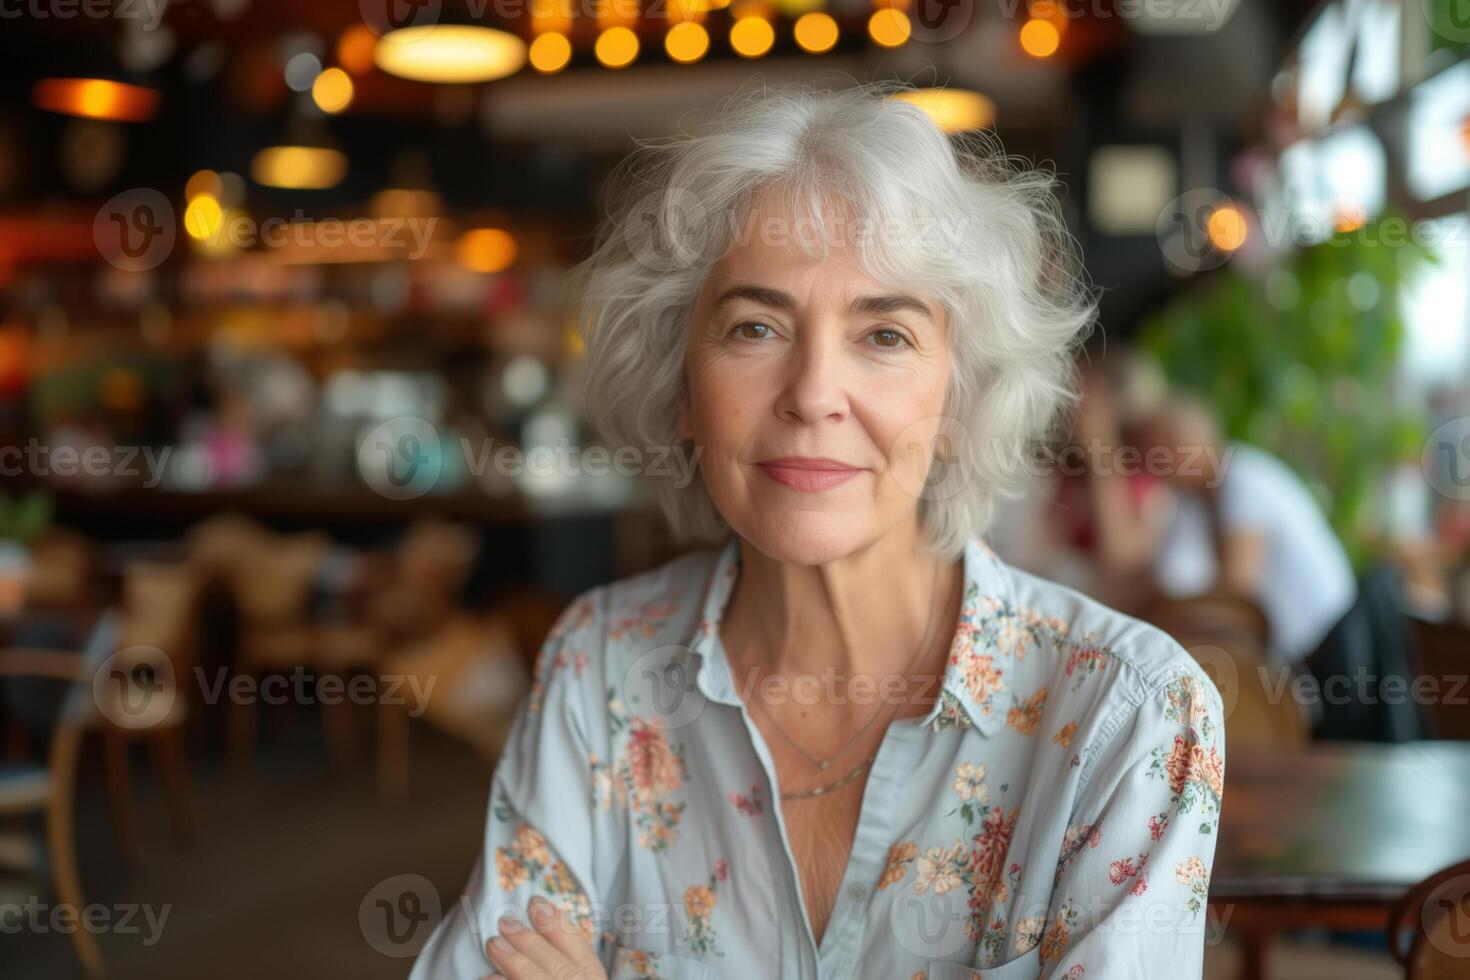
left=410, top=594, right=619, bottom=978
left=1038, top=663, right=1226, bottom=978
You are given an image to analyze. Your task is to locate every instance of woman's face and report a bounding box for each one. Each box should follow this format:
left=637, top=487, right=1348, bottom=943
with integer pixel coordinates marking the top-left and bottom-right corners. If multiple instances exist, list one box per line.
left=680, top=192, right=953, bottom=565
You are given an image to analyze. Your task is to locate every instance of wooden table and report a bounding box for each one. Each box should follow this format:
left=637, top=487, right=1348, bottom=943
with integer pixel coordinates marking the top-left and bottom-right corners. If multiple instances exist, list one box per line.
left=1210, top=740, right=1470, bottom=979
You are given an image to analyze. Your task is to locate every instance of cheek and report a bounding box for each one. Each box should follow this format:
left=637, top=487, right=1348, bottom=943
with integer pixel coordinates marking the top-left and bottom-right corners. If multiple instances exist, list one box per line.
left=867, top=365, right=949, bottom=442
left=868, top=367, right=952, bottom=493
left=686, top=359, right=760, bottom=451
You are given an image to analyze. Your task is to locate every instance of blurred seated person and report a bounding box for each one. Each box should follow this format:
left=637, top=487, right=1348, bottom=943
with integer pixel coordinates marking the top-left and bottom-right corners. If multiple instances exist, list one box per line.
left=1102, top=393, right=1357, bottom=668
left=986, top=362, right=1170, bottom=605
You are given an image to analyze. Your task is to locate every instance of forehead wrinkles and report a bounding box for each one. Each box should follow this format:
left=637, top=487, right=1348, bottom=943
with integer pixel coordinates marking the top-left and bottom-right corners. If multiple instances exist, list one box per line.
left=711, top=249, right=886, bottom=307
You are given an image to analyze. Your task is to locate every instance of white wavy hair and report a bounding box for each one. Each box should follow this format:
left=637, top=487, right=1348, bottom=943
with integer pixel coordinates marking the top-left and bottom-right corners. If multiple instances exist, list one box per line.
left=566, top=80, right=1097, bottom=558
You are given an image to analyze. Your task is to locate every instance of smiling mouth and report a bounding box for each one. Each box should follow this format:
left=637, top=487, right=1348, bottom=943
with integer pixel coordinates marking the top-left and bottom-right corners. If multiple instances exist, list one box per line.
left=755, top=457, right=862, bottom=492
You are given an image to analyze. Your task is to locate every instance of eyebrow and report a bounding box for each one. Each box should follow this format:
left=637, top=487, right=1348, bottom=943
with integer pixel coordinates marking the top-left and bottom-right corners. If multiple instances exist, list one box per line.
left=711, top=285, right=935, bottom=323
left=850, top=294, right=935, bottom=321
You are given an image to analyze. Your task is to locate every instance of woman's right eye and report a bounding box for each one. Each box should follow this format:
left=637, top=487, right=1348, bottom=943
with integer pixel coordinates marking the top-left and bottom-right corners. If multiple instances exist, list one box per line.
left=732, top=321, right=774, bottom=341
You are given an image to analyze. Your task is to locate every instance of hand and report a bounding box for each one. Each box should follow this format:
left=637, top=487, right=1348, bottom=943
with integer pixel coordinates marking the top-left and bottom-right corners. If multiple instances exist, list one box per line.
left=483, top=896, right=608, bottom=980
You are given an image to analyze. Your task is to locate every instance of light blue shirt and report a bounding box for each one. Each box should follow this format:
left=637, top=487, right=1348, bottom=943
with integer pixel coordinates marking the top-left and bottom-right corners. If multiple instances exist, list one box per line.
left=411, top=535, right=1225, bottom=979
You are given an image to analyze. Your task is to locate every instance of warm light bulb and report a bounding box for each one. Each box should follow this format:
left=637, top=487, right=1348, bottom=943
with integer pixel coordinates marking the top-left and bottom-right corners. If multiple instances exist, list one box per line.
left=1020, top=18, right=1060, bottom=58
left=794, top=12, right=838, bottom=53
left=867, top=9, right=910, bottom=48
left=530, top=32, right=573, bottom=73
left=666, top=22, right=710, bottom=64
left=312, top=68, right=354, bottom=114
left=375, top=25, right=527, bottom=83
left=730, top=16, right=775, bottom=57
left=595, top=26, right=640, bottom=68
left=1207, top=205, right=1248, bottom=251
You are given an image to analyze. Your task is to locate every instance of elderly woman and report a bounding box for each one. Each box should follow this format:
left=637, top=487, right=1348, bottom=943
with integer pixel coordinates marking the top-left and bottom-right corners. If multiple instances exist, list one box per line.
left=412, top=83, right=1224, bottom=980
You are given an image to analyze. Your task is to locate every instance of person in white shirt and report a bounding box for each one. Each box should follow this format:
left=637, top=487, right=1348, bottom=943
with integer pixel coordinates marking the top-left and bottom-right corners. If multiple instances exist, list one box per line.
left=1129, top=397, right=1358, bottom=667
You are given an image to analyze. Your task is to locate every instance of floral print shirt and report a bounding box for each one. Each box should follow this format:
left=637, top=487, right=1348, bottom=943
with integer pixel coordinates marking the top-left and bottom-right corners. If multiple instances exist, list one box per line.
left=410, top=535, right=1225, bottom=980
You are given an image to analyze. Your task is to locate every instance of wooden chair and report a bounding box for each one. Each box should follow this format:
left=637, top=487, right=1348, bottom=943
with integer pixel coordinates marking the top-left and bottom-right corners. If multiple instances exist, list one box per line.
left=184, top=512, right=272, bottom=574
left=0, top=610, right=123, bottom=977
left=365, top=517, right=479, bottom=644
left=1410, top=616, right=1470, bottom=741
left=368, top=519, right=485, bottom=794
left=24, top=526, right=99, bottom=612
left=1140, top=591, right=1272, bottom=651
left=375, top=611, right=525, bottom=797
left=1179, top=637, right=1310, bottom=754
left=218, top=530, right=329, bottom=766
left=1388, top=857, right=1470, bottom=977
left=96, top=561, right=202, bottom=867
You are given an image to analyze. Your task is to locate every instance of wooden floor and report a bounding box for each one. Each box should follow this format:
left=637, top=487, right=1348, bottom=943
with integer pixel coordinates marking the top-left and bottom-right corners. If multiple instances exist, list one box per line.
left=2, top=724, right=1401, bottom=980
left=3, top=725, right=490, bottom=980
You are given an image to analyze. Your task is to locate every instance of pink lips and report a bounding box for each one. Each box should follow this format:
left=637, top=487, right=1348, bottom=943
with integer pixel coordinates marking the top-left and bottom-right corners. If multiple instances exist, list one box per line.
left=755, top=457, right=862, bottom=492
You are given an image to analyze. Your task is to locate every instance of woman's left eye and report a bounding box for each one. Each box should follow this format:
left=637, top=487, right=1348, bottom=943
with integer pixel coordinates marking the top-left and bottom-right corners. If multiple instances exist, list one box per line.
left=732, top=321, right=775, bottom=341
left=868, top=328, right=910, bottom=349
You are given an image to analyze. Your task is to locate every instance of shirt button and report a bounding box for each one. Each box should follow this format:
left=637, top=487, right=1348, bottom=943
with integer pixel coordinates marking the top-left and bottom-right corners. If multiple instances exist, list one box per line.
left=848, top=883, right=867, bottom=901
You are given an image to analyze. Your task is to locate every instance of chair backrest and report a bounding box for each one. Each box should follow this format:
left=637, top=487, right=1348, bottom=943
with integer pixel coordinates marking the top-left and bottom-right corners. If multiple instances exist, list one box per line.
left=231, top=531, right=328, bottom=624
left=1180, top=636, right=1309, bottom=754
left=25, top=527, right=97, bottom=610
left=369, top=518, right=480, bottom=636
left=60, top=608, right=125, bottom=726
left=185, top=512, right=271, bottom=575
left=1141, top=592, right=1272, bottom=651
left=1411, top=616, right=1470, bottom=741
left=118, top=561, right=201, bottom=675
left=398, top=517, right=478, bottom=594
left=1388, top=857, right=1470, bottom=977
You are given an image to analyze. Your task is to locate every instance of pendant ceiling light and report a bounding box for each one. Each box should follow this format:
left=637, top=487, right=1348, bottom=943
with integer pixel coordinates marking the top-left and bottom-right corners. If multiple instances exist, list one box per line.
left=374, top=25, right=527, bottom=84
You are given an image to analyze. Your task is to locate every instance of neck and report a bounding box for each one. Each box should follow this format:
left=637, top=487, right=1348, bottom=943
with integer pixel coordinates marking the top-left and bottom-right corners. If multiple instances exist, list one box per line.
left=722, top=525, right=963, bottom=700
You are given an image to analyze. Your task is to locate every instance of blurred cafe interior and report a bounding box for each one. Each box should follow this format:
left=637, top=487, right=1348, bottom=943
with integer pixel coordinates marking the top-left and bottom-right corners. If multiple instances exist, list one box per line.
left=2, top=0, right=1470, bottom=978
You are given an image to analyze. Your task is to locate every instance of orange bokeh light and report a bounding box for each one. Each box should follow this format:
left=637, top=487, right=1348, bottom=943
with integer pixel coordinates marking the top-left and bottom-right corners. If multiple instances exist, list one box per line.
left=1019, top=18, right=1060, bottom=58
left=33, top=78, right=159, bottom=123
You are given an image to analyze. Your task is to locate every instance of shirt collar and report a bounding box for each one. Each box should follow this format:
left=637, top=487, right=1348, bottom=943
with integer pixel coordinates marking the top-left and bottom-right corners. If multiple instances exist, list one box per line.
left=684, top=535, right=1014, bottom=737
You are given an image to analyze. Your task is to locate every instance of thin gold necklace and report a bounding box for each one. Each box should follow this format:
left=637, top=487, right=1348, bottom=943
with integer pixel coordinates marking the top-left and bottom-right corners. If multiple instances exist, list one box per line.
left=740, top=558, right=943, bottom=801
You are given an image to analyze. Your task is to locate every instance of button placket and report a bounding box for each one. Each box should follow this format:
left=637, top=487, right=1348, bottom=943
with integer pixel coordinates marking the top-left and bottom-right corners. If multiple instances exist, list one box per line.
left=818, top=722, right=922, bottom=980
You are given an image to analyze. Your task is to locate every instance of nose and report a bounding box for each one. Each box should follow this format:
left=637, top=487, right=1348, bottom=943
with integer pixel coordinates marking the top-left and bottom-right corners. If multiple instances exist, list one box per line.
left=773, top=328, right=850, bottom=425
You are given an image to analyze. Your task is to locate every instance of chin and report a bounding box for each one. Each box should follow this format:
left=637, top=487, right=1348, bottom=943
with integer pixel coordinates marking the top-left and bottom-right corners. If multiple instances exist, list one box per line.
left=734, top=508, right=876, bottom=565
